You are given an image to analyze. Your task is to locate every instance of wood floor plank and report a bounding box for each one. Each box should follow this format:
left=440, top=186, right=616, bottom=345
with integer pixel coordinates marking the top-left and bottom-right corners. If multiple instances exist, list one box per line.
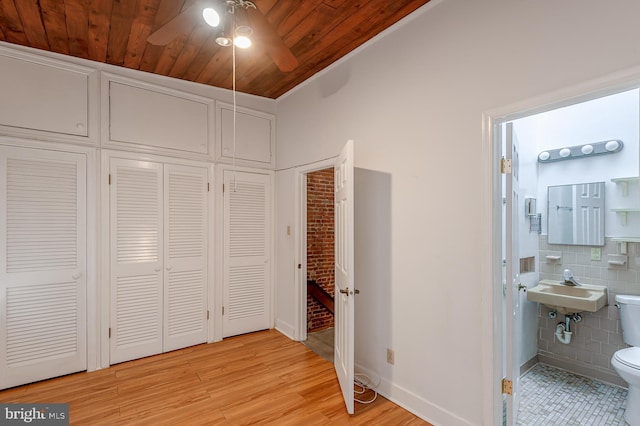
left=0, top=329, right=430, bottom=425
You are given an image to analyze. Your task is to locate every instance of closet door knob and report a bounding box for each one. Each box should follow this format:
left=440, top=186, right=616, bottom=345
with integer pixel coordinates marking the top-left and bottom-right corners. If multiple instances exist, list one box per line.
left=72, top=272, right=82, bottom=280
left=154, top=267, right=161, bottom=272
left=166, top=265, right=173, bottom=271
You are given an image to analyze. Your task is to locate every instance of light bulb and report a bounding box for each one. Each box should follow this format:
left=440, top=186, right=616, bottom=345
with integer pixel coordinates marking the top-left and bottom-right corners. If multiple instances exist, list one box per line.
left=234, top=26, right=253, bottom=49
left=202, top=8, right=220, bottom=27
left=216, top=34, right=233, bottom=47
left=581, top=144, right=594, bottom=155
left=538, top=151, right=550, bottom=161
left=605, top=140, right=620, bottom=151
left=559, top=148, right=571, bottom=158
left=234, top=36, right=252, bottom=48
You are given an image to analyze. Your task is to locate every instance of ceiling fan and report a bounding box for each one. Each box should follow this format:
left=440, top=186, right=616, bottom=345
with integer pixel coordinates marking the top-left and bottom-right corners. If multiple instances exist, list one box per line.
left=147, top=0, right=299, bottom=72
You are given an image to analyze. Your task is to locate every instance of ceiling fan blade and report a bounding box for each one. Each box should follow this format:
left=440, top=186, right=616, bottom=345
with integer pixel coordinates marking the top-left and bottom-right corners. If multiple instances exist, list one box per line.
left=246, top=8, right=298, bottom=73
left=147, top=2, right=204, bottom=46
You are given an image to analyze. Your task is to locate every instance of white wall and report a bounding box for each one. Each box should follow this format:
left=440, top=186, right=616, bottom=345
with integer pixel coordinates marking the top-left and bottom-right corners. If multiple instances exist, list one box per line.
left=275, top=168, right=296, bottom=337
left=274, top=0, right=640, bottom=424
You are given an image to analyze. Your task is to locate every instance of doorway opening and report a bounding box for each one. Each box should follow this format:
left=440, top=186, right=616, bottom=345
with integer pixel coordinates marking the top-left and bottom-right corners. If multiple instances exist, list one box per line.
left=495, top=87, right=639, bottom=424
left=303, top=167, right=336, bottom=362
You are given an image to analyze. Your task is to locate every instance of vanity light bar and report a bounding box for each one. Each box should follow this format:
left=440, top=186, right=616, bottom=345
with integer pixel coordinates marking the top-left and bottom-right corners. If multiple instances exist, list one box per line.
left=538, top=139, right=623, bottom=163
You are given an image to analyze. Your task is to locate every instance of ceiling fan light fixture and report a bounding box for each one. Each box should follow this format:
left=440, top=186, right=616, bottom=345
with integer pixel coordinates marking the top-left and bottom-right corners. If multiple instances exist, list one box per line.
left=234, top=35, right=251, bottom=48
left=234, top=25, right=253, bottom=48
left=233, top=25, right=253, bottom=49
left=216, top=33, right=233, bottom=47
left=202, top=8, right=221, bottom=27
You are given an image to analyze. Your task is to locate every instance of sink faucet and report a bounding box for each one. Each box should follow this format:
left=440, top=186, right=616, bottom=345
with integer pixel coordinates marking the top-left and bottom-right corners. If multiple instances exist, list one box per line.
left=563, top=269, right=581, bottom=286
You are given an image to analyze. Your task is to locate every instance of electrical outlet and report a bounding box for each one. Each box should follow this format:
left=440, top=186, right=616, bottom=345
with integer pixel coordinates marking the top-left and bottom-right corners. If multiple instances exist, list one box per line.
left=591, top=247, right=601, bottom=261
left=386, top=348, right=395, bottom=365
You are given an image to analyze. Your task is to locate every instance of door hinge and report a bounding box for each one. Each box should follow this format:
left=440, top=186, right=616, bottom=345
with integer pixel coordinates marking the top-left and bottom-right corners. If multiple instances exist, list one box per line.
left=500, top=158, right=512, bottom=174
left=108, top=327, right=111, bottom=338
left=108, top=174, right=112, bottom=185
left=298, top=263, right=301, bottom=269
left=222, top=183, right=225, bottom=193
left=207, top=310, right=210, bottom=320
left=222, top=306, right=225, bottom=315
left=502, top=378, right=513, bottom=395
left=208, top=182, right=210, bottom=192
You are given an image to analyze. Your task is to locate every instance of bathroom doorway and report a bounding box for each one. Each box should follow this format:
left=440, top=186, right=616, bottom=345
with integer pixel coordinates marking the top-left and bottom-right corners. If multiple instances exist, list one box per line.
left=493, top=85, right=640, bottom=425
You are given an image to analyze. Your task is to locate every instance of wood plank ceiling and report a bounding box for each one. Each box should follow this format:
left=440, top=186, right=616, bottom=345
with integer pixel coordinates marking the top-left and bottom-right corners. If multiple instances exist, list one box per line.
left=0, top=0, right=430, bottom=99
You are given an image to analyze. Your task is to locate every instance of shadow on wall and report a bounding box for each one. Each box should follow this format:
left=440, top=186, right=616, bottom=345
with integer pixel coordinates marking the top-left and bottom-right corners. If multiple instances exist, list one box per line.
left=354, top=167, right=393, bottom=383
left=317, top=62, right=351, bottom=98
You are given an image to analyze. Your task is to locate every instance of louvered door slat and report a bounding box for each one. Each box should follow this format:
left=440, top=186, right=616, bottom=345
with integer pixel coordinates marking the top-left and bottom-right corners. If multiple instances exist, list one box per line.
left=6, top=158, right=77, bottom=273
left=110, top=159, right=163, bottom=364
left=163, top=165, right=207, bottom=352
left=0, top=146, right=87, bottom=390
left=223, top=171, right=270, bottom=338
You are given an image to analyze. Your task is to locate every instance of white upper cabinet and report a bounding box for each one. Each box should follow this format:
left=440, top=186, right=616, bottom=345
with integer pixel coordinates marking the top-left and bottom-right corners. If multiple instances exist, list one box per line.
left=102, top=74, right=214, bottom=160
left=216, top=102, right=275, bottom=169
left=0, top=46, right=96, bottom=144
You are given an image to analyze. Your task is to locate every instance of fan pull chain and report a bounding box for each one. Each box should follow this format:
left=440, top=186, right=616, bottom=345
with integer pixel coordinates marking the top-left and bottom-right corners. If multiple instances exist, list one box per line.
left=231, top=6, right=237, bottom=192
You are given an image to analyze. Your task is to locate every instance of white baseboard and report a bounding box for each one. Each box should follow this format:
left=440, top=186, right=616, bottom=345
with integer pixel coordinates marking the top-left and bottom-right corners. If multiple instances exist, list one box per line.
left=275, top=319, right=296, bottom=340
left=355, top=363, right=475, bottom=426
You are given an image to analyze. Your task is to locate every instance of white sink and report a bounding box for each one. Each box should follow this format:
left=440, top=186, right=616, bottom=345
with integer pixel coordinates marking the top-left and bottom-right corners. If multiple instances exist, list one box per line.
left=527, top=279, right=608, bottom=314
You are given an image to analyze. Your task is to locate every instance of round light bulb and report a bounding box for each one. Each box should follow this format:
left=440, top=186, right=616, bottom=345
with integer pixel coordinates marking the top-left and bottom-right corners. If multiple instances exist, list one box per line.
left=538, top=151, right=550, bottom=161
left=234, top=36, right=252, bottom=48
left=581, top=144, right=594, bottom=155
left=216, top=35, right=232, bottom=47
left=559, top=148, right=571, bottom=158
left=202, top=8, right=220, bottom=27
left=605, top=140, right=620, bottom=151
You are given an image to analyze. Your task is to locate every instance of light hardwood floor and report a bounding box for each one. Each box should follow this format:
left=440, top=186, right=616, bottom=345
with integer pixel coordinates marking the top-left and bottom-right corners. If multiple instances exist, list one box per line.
left=0, top=329, right=430, bottom=425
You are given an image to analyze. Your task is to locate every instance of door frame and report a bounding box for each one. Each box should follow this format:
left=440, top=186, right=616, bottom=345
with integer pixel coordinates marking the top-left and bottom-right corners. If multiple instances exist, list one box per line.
left=482, top=68, right=640, bottom=424
left=293, top=158, right=336, bottom=342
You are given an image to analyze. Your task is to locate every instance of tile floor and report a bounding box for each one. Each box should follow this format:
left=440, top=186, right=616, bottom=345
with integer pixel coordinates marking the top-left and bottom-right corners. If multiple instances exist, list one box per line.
left=517, top=363, right=628, bottom=425
left=302, top=327, right=334, bottom=363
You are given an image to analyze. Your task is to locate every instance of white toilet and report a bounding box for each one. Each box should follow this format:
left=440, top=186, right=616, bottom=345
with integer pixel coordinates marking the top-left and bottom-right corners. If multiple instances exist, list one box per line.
left=612, top=294, right=640, bottom=426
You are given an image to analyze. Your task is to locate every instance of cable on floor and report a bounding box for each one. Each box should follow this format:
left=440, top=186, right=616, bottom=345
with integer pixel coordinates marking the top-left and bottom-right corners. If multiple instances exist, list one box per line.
left=354, top=373, right=378, bottom=404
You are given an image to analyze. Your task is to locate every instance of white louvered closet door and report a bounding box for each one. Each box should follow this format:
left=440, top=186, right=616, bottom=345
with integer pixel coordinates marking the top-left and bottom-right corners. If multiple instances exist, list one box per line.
left=223, top=171, right=271, bottom=338
left=0, top=146, right=87, bottom=390
left=110, top=158, right=163, bottom=364
left=163, top=164, right=207, bottom=352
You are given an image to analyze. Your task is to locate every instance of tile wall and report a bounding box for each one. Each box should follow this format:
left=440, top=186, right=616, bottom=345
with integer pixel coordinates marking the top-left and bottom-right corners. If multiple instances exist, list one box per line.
left=536, top=236, right=640, bottom=386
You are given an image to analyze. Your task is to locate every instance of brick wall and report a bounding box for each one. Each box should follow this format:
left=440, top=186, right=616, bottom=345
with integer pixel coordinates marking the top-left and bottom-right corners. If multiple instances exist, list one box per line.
left=307, top=168, right=335, bottom=332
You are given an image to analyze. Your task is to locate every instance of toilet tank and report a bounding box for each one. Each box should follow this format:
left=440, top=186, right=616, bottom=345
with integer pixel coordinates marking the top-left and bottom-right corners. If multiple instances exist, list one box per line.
left=617, top=294, right=640, bottom=346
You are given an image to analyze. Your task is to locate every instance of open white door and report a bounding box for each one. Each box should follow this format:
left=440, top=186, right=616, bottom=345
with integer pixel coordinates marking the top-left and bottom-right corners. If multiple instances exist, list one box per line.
left=334, top=140, right=354, bottom=414
left=504, top=122, right=522, bottom=424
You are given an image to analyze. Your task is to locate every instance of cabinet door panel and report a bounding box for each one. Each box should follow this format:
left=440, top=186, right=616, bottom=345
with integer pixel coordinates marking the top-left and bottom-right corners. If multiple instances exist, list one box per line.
left=110, top=159, right=163, bottom=364
left=0, top=54, right=89, bottom=137
left=108, top=80, right=211, bottom=157
left=217, top=102, right=275, bottom=168
left=163, top=165, right=208, bottom=352
left=223, top=171, right=270, bottom=337
left=0, top=147, right=87, bottom=389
